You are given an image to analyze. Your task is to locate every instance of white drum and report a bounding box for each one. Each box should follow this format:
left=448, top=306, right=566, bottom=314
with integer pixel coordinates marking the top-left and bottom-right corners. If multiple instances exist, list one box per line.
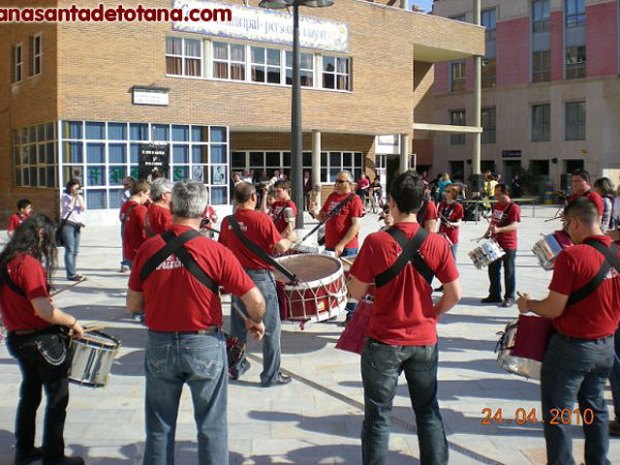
left=532, top=230, right=573, bottom=270
left=468, top=239, right=505, bottom=269
left=69, top=331, right=120, bottom=388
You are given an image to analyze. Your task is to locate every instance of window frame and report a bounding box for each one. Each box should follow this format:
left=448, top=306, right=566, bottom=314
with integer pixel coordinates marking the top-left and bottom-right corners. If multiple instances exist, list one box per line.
left=450, top=61, right=466, bottom=92
left=165, top=36, right=203, bottom=78
left=481, top=107, right=496, bottom=144
left=565, top=45, right=586, bottom=79
left=565, top=0, right=585, bottom=28
left=565, top=101, right=586, bottom=141
left=532, top=0, right=551, bottom=33
left=30, top=33, right=42, bottom=76
left=12, top=43, right=23, bottom=83
left=532, top=50, right=551, bottom=83
left=450, top=109, right=466, bottom=145
left=322, top=55, right=351, bottom=91
left=531, top=103, right=551, bottom=142
left=481, top=8, right=497, bottom=41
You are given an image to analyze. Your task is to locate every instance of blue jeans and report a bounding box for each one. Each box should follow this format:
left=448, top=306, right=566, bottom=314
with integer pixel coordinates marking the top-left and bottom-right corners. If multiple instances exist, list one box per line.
left=608, top=329, right=620, bottom=422
left=144, top=330, right=228, bottom=465
left=361, top=341, right=448, bottom=465
left=61, top=223, right=81, bottom=279
left=487, top=248, right=516, bottom=300
left=326, top=247, right=358, bottom=314
left=450, top=244, right=458, bottom=260
left=231, top=269, right=281, bottom=385
left=541, top=332, right=614, bottom=465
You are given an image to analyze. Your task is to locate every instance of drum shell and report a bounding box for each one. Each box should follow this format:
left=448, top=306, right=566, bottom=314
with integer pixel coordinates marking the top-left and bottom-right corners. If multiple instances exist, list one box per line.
left=468, top=239, right=505, bottom=269
left=532, top=230, right=573, bottom=270
left=69, top=331, right=120, bottom=388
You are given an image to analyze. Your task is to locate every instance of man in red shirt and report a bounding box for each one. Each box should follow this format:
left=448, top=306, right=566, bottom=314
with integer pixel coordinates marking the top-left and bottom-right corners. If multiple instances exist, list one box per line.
left=417, top=185, right=438, bottom=232
left=219, top=182, right=295, bottom=386
left=145, top=178, right=173, bottom=237
left=122, top=182, right=151, bottom=268
left=261, top=179, right=297, bottom=240
left=568, top=169, right=604, bottom=220
left=517, top=198, right=620, bottom=465
left=7, top=198, right=32, bottom=239
left=1, top=214, right=85, bottom=465
left=348, top=171, right=462, bottom=465
left=481, top=184, right=521, bottom=307
left=119, top=181, right=150, bottom=270
left=127, top=181, right=266, bottom=465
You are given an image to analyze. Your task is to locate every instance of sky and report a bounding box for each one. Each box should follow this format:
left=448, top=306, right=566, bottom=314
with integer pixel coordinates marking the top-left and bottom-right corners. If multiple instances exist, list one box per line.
left=410, top=0, right=434, bottom=13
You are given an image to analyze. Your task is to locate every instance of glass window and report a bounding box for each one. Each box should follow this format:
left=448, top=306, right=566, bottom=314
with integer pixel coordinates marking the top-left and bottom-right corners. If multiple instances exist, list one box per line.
left=192, top=145, right=209, bottom=164
left=211, top=144, right=227, bottom=163
left=130, top=144, right=141, bottom=164
left=63, top=121, right=83, bottom=139
left=173, top=145, right=189, bottom=163
left=63, top=142, right=83, bottom=163
left=450, top=110, right=466, bottom=145
left=322, top=55, right=350, bottom=90
left=152, top=124, right=169, bottom=141
left=566, top=0, right=585, bottom=28
left=210, top=126, right=227, bottom=142
left=532, top=50, right=551, bottom=82
left=108, top=166, right=126, bottom=186
left=130, top=123, right=148, bottom=140
left=166, top=37, right=203, bottom=77
left=286, top=51, right=314, bottom=87
left=85, top=122, right=105, bottom=140
left=481, top=9, right=496, bottom=41
left=482, top=58, right=496, bottom=88
left=532, top=104, right=551, bottom=141
left=172, top=125, right=189, bottom=141
left=192, top=126, right=209, bottom=142
left=211, top=187, right=227, bottom=205
left=86, top=189, right=106, bottom=209
left=566, top=45, right=586, bottom=79
left=532, top=0, right=550, bottom=32
left=108, top=122, right=127, bottom=140
left=12, top=43, right=23, bottom=83
left=86, top=143, right=105, bottom=163
left=251, top=46, right=281, bottom=84
left=450, top=61, right=466, bottom=92
left=565, top=101, right=585, bottom=141
left=86, top=166, right=106, bottom=186
left=481, top=108, right=496, bottom=144
left=173, top=166, right=189, bottom=181
left=212, top=41, right=245, bottom=81
left=109, top=144, right=126, bottom=163
left=30, top=33, right=42, bottom=76
left=108, top=189, right=123, bottom=209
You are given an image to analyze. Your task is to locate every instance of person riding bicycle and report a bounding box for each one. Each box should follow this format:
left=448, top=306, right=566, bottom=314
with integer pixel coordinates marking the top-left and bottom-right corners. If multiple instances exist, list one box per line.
left=369, top=177, right=384, bottom=210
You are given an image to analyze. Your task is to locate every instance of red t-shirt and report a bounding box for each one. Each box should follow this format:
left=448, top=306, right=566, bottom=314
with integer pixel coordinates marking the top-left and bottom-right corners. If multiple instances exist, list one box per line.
left=417, top=200, right=438, bottom=226
left=350, top=222, right=459, bottom=346
left=490, top=201, right=521, bottom=250
left=218, top=209, right=282, bottom=270
left=129, top=225, right=255, bottom=331
left=568, top=190, right=605, bottom=217
left=438, top=201, right=464, bottom=245
left=320, top=192, right=364, bottom=249
left=119, top=200, right=138, bottom=224
left=145, top=204, right=173, bottom=237
left=549, top=235, right=620, bottom=339
left=357, top=177, right=370, bottom=190
left=123, top=204, right=148, bottom=262
left=0, top=254, right=50, bottom=331
left=8, top=213, right=28, bottom=232
left=270, top=199, right=297, bottom=234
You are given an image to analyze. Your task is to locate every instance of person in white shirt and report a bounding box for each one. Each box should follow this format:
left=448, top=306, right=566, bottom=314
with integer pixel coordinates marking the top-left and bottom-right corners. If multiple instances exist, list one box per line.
left=60, top=178, right=86, bottom=281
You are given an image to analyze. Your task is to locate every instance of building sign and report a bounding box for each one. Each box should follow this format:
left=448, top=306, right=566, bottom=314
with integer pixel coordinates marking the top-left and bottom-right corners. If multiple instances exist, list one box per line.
left=132, top=86, right=169, bottom=106
left=502, top=150, right=522, bottom=158
left=139, top=145, right=170, bottom=180
left=172, top=0, right=349, bottom=53
left=375, top=135, right=400, bottom=155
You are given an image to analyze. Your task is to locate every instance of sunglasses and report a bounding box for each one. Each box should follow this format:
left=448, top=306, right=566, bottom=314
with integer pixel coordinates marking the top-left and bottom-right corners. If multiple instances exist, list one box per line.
left=335, top=179, right=349, bottom=184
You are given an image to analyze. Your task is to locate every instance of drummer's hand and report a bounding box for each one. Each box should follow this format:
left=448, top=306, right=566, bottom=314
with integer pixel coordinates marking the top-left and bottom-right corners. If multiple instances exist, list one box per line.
left=70, top=321, right=84, bottom=339
left=245, top=319, right=265, bottom=341
left=516, top=293, right=531, bottom=314
left=334, top=243, right=345, bottom=257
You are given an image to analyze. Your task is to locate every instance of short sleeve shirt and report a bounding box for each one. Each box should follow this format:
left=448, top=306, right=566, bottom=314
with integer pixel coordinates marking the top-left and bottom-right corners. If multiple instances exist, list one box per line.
left=270, top=200, right=297, bottom=233
left=350, top=222, right=459, bottom=346
left=438, top=201, right=464, bottom=244
left=219, top=209, right=282, bottom=270
left=123, top=204, right=148, bottom=262
left=490, top=201, right=521, bottom=250
left=129, top=225, right=255, bottom=331
left=145, top=204, right=173, bottom=237
left=8, top=213, right=28, bottom=232
left=549, top=235, right=620, bottom=339
left=417, top=200, right=438, bottom=226
left=0, top=254, right=50, bottom=331
left=320, top=192, right=364, bottom=249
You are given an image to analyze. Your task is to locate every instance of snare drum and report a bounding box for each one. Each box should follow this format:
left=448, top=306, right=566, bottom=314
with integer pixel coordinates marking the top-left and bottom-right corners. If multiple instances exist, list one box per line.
left=532, top=230, right=573, bottom=270
left=496, top=315, right=552, bottom=380
left=276, top=243, right=320, bottom=257
left=69, top=331, right=120, bottom=388
left=274, top=253, right=347, bottom=322
left=468, top=239, right=505, bottom=269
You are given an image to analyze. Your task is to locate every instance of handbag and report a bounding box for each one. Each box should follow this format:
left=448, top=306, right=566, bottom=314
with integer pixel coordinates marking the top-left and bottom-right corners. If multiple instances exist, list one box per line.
left=55, top=211, right=72, bottom=247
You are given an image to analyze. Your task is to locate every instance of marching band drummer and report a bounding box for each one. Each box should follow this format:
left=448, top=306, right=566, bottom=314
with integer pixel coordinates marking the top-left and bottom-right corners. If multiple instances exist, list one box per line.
left=481, top=184, right=521, bottom=308
left=568, top=169, right=604, bottom=221
left=438, top=185, right=464, bottom=259
left=260, top=179, right=297, bottom=241
left=219, top=182, right=295, bottom=386
left=517, top=198, right=620, bottom=465
left=0, top=214, right=85, bottom=465
left=417, top=183, right=438, bottom=232
left=347, top=171, right=461, bottom=465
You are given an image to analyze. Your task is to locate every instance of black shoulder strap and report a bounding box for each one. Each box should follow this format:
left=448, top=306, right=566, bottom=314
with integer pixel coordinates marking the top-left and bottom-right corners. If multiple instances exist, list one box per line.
left=498, top=202, right=514, bottom=228
left=416, top=200, right=428, bottom=224
left=226, top=215, right=297, bottom=282
left=567, top=241, right=620, bottom=306
left=326, top=193, right=356, bottom=219
left=2, top=273, right=27, bottom=297
left=375, top=226, right=434, bottom=288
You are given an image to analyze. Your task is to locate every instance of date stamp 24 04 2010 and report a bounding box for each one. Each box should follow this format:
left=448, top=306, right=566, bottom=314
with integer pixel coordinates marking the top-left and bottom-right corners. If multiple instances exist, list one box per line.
left=481, top=407, right=595, bottom=426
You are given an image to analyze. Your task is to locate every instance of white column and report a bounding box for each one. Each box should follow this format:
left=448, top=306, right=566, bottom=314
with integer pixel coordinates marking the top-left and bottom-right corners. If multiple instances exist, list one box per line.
left=400, top=133, right=410, bottom=173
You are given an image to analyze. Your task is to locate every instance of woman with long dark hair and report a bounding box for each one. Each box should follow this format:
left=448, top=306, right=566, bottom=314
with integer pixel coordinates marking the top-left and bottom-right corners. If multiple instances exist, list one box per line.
left=0, top=214, right=85, bottom=465
left=60, top=178, right=86, bottom=281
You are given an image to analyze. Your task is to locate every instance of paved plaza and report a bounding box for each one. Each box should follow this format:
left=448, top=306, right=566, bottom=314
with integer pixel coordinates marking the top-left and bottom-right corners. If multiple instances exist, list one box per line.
left=1, top=205, right=619, bottom=465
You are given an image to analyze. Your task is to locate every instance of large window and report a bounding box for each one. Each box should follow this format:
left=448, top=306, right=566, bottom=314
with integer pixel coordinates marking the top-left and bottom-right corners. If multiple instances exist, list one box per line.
left=322, top=56, right=350, bottom=91
left=30, top=33, right=42, bottom=76
left=12, top=43, right=22, bottom=83
left=450, top=61, right=466, bottom=92
left=450, top=110, right=466, bottom=145
left=286, top=51, right=314, bottom=87
left=532, top=104, right=551, bottom=141
left=566, top=0, right=585, bottom=27
left=532, top=50, right=551, bottom=82
left=166, top=37, right=202, bottom=77
left=565, top=101, right=585, bottom=141
left=12, top=123, right=57, bottom=188
left=213, top=42, right=245, bottom=81
left=566, top=45, right=586, bottom=79
left=482, top=9, right=497, bottom=41
left=481, top=108, right=496, bottom=144
left=532, top=0, right=550, bottom=32
left=250, top=46, right=281, bottom=84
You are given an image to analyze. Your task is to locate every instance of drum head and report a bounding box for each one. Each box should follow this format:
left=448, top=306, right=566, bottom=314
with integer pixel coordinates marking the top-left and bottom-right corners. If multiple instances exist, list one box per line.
left=77, top=330, right=120, bottom=348
left=274, top=253, right=342, bottom=284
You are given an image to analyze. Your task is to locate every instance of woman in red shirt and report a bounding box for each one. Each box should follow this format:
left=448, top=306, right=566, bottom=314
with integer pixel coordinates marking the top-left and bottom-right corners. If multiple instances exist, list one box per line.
left=0, top=214, right=85, bottom=465
left=438, top=186, right=464, bottom=258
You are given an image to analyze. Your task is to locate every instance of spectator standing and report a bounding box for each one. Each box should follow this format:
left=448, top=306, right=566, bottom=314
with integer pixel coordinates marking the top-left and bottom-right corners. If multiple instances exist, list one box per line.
left=60, top=178, right=86, bottom=281
left=511, top=173, right=522, bottom=198
left=7, top=198, right=32, bottom=239
left=145, top=178, right=173, bottom=237
left=593, top=177, right=616, bottom=232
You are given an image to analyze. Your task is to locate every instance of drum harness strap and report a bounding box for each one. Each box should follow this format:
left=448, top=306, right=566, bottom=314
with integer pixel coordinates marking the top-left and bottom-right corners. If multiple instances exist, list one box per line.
left=566, top=240, right=620, bottom=306
left=496, top=202, right=514, bottom=228
left=375, top=226, right=434, bottom=288
left=1, top=273, right=27, bottom=297
left=139, top=229, right=219, bottom=295
left=416, top=200, right=429, bottom=225
left=226, top=215, right=297, bottom=283
left=300, top=193, right=356, bottom=245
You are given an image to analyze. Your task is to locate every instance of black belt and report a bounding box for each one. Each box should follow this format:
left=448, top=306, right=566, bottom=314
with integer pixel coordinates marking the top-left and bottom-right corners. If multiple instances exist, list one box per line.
left=149, top=327, right=219, bottom=336
left=555, top=332, right=612, bottom=344
left=368, top=337, right=389, bottom=345
left=10, top=325, right=64, bottom=337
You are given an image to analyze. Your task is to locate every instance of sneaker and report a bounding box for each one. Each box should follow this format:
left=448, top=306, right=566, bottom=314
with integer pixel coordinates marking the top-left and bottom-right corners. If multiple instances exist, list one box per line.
left=229, top=361, right=251, bottom=381
left=500, top=298, right=514, bottom=308
left=42, top=456, right=85, bottom=465
left=434, top=286, right=444, bottom=292
left=262, top=372, right=292, bottom=387
left=610, top=419, right=620, bottom=437
left=480, top=296, right=502, bottom=304
left=67, top=274, right=85, bottom=282
left=132, top=313, right=145, bottom=323
left=119, top=265, right=129, bottom=273
left=15, top=447, right=43, bottom=465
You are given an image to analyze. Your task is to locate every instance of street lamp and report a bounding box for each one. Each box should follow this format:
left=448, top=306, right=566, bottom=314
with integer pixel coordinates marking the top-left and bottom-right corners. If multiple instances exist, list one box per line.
left=258, top=0, right=334, bottom=230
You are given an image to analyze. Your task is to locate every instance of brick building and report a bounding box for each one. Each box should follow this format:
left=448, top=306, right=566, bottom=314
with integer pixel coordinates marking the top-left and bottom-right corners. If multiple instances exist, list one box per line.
left=0, top=0, right=483, bottom=223
left=430, top=0, right=620, bottom=196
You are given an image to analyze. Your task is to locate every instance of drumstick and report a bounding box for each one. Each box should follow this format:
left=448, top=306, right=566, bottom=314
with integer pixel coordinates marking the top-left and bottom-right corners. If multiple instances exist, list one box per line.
left=544, top=215, right=562, bottom=223
left=83, top=325, right=106, bottom=333
left=50, top=279, right=85, bottom=297
left=340, top=257, right=354, bottom=266
left=470, top=236, right=485, bottom=243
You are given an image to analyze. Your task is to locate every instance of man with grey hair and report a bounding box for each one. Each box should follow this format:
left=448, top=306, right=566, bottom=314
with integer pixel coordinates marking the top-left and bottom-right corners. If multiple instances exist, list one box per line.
left=145, top=178, right=173, bottom=236
left=127, top=181, right=266, bottom=465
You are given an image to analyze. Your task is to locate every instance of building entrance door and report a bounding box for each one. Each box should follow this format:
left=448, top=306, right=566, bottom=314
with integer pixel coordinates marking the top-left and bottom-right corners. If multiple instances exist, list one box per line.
left=502, top=160, right=522, bottom=187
